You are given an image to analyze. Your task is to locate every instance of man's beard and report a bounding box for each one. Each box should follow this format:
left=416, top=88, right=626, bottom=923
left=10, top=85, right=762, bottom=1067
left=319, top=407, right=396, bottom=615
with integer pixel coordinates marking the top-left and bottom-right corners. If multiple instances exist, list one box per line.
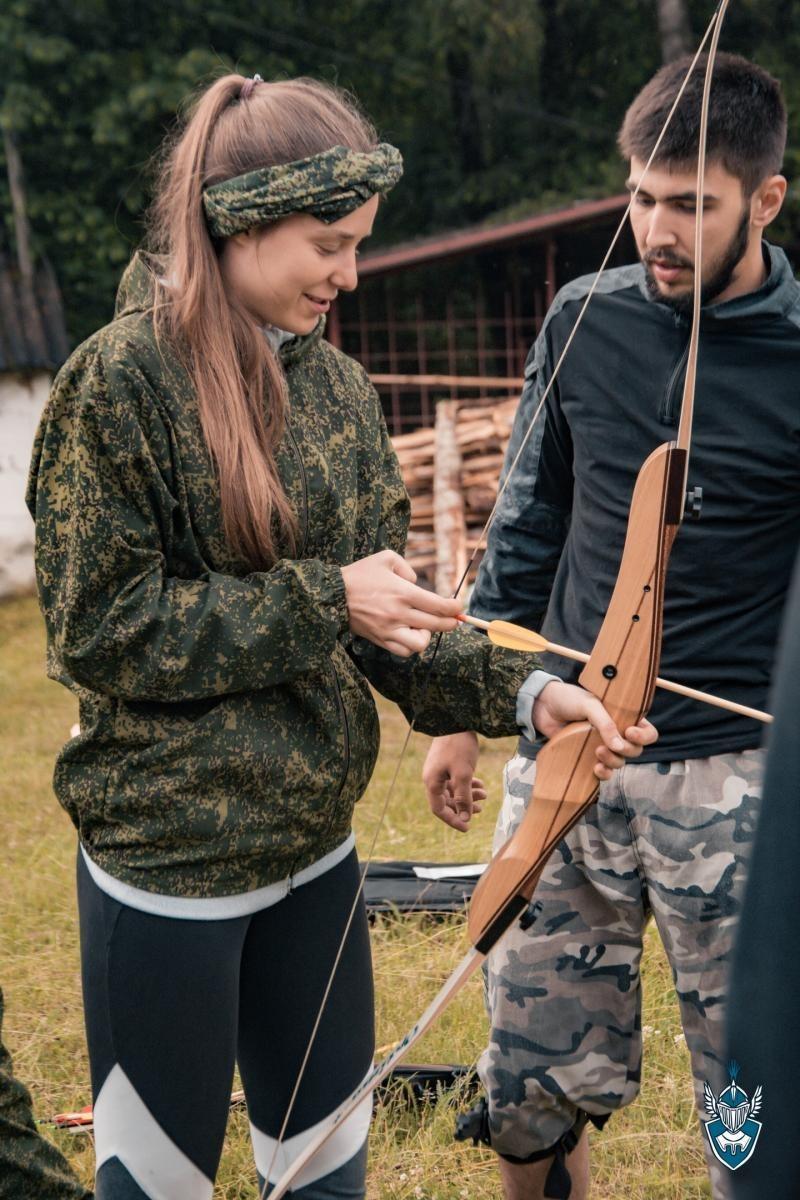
left=642, top=207, right=751, bottom=314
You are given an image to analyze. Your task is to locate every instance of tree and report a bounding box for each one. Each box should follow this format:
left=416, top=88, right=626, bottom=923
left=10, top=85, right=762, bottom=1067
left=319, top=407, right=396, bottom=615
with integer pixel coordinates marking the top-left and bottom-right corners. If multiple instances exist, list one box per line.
left=656, top=0, right=692, bottom=62
left=1, top=0, right=797, bottom=347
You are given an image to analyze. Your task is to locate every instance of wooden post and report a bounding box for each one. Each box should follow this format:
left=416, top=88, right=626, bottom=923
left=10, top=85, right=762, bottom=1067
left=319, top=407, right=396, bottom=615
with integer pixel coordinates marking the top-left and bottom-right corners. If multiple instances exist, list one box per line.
left=385, top=278, right=402, bottom=431
left=433, top=400, right=467, bottom=597
left=545, top=237, right=557, bottom=308
left=446, top=296, right=457, bottom=402
left=415, top=295, right=431, bottom=427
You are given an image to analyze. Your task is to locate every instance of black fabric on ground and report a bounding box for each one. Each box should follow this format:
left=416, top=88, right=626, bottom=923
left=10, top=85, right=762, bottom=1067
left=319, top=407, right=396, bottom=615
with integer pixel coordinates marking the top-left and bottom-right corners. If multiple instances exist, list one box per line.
left=362, top=861, right=483, bottom=914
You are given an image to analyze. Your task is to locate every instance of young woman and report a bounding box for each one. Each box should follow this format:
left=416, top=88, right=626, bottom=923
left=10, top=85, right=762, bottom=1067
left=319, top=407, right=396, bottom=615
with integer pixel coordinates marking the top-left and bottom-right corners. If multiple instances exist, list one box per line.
left=27, top=74, right=655, bottom=1200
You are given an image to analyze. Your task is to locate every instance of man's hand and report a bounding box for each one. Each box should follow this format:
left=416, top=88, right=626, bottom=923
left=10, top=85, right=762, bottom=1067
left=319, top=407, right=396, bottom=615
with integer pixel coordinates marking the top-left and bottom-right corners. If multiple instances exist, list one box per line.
left=422, top=731, right=486, bottom=832
left=341, top=550, right=461, bottom=657
left=532, top=679, right=658, bottom=779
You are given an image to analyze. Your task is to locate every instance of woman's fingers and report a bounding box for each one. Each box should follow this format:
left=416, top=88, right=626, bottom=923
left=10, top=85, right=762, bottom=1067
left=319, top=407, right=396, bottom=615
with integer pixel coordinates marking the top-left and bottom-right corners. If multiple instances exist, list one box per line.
left=382, top=627, right=432, bottom=657
left=405, top=605, right=459, bottom=633
left=386, top=550, right=417, bottom=583
left=342, top=551, right=462, bottom=652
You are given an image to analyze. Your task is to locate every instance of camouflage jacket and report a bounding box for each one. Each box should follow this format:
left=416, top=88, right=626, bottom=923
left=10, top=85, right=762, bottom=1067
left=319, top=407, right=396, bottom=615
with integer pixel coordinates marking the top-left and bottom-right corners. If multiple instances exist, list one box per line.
left=0, top=987, right=91, bottom=1199
left=27, top=255, right=536, bottom=897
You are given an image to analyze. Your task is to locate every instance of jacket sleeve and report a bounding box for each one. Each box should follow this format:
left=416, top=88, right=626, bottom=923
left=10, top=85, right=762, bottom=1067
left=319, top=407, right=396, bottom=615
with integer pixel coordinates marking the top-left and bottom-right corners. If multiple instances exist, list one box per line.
left=353, top=623, right=538, bottom=738
left=469, top=332, right=574, bottom=628
left=345, top=375, right=538, bottom=737
left=27, top=348, right=350, bottom=702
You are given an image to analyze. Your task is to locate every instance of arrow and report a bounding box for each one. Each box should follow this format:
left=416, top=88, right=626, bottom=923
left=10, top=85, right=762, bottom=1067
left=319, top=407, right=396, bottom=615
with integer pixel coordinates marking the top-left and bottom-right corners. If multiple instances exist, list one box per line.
left=458, top=615, right=772, bottom=725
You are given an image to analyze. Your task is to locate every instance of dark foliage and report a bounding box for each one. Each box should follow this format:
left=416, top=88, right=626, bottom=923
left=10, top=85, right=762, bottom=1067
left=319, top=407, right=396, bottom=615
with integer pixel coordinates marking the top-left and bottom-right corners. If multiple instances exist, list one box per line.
left=1, top=0, right=797, bottom=345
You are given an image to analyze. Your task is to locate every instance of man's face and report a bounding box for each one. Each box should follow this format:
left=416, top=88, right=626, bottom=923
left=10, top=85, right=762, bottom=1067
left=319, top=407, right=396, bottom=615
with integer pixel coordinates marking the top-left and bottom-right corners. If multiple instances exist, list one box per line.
left=627, top=157, right=753, bottom=313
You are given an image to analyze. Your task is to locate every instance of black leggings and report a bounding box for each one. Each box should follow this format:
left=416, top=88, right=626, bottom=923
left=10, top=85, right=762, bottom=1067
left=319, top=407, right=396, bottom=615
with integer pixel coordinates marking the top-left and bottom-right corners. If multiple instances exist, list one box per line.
left=77, top=848, right=374, bottom=1199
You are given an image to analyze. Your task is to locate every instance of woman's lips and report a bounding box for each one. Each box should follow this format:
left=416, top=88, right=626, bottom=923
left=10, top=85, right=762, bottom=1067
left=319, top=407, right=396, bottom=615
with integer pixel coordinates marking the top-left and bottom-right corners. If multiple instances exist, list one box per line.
left=304, top=294, right=332, bottom=313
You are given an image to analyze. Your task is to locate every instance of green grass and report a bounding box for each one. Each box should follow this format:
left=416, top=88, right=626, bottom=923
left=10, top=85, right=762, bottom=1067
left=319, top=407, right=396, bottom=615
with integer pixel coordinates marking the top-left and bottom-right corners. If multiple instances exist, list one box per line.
left=0, top=595, right=709, bottom=1198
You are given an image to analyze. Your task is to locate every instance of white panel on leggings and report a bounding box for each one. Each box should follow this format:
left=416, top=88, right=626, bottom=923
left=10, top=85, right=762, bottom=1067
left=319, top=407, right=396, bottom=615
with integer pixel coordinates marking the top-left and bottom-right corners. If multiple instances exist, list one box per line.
left=94, top=1064, right=214, bottom=1200
left=250, top=1090, right=372, bottom=1190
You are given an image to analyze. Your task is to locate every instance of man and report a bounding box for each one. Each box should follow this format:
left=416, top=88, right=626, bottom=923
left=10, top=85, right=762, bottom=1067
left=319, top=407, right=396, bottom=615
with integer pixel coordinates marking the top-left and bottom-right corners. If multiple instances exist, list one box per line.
left=0, top=987, right=92, bottom=1199
left=423, top=53, right=798, bottom=1200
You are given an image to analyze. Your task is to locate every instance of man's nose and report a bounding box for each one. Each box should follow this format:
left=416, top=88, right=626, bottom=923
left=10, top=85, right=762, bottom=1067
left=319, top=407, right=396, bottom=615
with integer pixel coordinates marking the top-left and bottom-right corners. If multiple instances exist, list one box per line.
left=645, top=203, right=679, bottom=249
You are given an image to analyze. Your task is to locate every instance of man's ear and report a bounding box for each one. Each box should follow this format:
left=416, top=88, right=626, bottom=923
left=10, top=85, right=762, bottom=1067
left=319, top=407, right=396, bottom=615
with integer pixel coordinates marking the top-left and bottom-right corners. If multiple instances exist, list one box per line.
left=751, top=174, right=788, bottom=229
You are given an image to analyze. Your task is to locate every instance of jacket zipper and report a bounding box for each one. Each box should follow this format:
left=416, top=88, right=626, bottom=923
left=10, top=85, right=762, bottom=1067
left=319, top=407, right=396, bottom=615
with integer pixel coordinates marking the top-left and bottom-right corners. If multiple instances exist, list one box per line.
left=331, top=666, right=351, bottom=798
left=286, top=423, right=309, bottom=555
left=284, top=423, right=323, bottom=888
left=660, top=341, right=690, bottom=426
left=287, top=667, right=352, bottom=889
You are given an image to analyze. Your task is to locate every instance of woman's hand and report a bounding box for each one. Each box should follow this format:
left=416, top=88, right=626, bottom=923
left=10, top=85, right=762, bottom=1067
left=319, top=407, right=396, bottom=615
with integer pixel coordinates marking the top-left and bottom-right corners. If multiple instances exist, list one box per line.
left=532, top=680, right=658, bottom=779
left=341, top=549, right=461, bottom=656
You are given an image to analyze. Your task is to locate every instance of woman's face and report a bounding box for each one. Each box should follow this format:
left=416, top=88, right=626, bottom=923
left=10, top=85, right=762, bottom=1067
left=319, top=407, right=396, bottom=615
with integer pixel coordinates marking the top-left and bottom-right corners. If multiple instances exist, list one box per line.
left=219, top=194, right=379, bottom=334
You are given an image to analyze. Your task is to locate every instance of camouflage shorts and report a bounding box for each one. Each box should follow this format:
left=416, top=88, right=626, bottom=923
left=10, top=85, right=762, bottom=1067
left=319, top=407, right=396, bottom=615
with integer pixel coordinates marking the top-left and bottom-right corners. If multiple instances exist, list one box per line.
left=478, top=749, right=763, bottom=1197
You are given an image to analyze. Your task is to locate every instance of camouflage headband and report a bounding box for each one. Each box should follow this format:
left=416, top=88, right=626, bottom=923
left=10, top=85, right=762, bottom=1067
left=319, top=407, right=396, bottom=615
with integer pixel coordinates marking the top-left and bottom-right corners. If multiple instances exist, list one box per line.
left=202, top=142, right=403, bottom=238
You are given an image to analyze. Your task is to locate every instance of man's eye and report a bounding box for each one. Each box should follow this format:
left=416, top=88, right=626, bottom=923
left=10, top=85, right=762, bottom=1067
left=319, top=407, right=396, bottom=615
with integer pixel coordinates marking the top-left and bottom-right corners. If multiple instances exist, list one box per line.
left=634, top=195, right=655, bottom=208
left=316, top=245, right=337, bottom=256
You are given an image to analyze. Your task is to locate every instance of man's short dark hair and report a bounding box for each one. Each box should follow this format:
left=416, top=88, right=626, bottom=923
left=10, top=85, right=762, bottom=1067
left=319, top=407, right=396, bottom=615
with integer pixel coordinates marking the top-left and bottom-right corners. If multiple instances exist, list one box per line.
left=618, top=52, right=787, bottom=195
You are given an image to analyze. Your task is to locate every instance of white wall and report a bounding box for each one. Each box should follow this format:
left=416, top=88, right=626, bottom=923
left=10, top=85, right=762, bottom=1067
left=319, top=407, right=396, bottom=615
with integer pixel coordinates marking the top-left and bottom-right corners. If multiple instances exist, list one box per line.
left=0, top=370, right=51, bottom=597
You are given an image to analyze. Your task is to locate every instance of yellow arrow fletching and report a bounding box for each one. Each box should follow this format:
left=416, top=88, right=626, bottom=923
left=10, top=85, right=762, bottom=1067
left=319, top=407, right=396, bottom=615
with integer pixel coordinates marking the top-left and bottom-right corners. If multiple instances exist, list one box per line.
left=485, top=620, right=549, bottom=654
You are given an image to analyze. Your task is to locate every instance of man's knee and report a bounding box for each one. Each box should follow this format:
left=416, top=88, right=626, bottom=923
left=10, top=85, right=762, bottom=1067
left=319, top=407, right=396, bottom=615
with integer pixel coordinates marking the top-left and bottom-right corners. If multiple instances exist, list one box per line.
left=455, top=1097, right=606, bottom=1200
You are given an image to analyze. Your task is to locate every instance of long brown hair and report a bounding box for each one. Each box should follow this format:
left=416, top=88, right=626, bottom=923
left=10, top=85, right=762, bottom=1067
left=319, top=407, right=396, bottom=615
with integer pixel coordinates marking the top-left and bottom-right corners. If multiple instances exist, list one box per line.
left=148, top=76, right=378, bottom=569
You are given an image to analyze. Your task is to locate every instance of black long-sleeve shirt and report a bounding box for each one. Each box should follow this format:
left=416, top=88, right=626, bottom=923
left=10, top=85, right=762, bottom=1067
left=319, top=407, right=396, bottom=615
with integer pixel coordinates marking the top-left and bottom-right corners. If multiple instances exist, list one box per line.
left=470, top=244, right=800, bottom=762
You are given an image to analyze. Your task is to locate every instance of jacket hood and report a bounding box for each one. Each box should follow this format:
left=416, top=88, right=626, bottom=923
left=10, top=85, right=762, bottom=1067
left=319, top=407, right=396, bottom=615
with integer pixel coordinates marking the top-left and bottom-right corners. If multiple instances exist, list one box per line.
left=113, top=251, right=324, bottom=364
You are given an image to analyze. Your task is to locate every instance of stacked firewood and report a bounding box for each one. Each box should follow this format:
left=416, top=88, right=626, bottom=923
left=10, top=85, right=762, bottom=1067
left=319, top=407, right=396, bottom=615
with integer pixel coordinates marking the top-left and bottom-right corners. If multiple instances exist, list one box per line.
left=391, top=396, right=519, bottom=592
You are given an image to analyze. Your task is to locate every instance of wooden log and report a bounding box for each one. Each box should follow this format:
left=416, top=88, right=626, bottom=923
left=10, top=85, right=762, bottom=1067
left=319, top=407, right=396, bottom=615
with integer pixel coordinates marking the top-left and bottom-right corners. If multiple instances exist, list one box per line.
left=390, top=391, right=522, bottom=591
left=459, top=452, right=505, bottom=472
left=433, top=401, right=467, bottom=597
left=370, top=373, right=524, bottom=389
left=464, top=486, right=497, bottom=511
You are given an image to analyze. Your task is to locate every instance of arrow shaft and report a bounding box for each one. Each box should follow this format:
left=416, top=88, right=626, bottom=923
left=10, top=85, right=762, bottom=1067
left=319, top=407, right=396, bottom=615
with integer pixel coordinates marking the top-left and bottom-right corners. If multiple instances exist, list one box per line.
left=460, top=615, right=772, bottom=725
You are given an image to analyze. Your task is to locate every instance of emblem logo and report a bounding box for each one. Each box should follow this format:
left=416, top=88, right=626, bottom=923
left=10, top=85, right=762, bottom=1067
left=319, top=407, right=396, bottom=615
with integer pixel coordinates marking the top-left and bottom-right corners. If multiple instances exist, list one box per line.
left=702, top=1061, right=763, bottom=1171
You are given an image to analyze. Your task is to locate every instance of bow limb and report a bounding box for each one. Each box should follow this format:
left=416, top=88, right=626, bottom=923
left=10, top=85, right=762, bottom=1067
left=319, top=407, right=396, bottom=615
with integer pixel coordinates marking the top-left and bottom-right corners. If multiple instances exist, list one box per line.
left=468, top=440, right=683, bottom=947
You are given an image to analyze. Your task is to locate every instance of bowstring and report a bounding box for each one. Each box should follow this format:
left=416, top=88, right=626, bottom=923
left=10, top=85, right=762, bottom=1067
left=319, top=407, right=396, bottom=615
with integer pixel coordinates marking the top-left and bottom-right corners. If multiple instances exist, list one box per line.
left=677, top=0, right=730, bottom=479
left=260, top=6, right=725, bottom=1192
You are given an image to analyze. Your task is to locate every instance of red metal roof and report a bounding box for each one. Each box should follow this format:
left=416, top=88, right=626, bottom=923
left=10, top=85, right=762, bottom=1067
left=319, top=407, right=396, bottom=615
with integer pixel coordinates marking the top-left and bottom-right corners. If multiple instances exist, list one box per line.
left=359, top=193, right=629, bottom=277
